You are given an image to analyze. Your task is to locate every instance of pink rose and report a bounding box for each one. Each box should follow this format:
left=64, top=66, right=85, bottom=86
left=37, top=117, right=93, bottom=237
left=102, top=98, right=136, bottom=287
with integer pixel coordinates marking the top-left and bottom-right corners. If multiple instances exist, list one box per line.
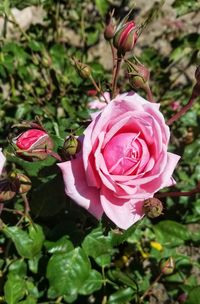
left=88, top=92, right=110, bottom=119
left=59, top=92, right=180, bottom=229
left=0, top=149, right=6, bottom=175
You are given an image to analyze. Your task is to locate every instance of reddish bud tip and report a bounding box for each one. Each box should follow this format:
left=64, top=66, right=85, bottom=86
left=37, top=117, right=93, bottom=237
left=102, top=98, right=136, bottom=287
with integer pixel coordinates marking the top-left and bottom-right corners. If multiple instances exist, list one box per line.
left=160, top=257, right=175, bottom=275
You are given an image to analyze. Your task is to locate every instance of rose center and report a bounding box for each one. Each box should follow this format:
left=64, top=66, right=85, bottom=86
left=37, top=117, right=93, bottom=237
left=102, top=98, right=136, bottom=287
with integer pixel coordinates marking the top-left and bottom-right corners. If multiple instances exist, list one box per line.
left=103, top=132, right=143, bottom=175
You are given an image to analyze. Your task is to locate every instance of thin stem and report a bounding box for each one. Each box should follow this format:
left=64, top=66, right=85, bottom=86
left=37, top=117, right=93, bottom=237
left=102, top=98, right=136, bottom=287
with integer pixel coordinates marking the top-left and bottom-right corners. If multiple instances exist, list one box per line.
left=21, top=193, right=30, bottom=215
left=155, top=187, right=200, bottom=198
left=112, top=54, right=122, bottom=98
left=145, top=84, right=155, bottom=103
left=140, top=272, right=163, bottom=302
left=109, top=41, right=117, bottom=86
left=89, top=75, right=109, bottom=103
left=167, top=84, right=199, bottom=125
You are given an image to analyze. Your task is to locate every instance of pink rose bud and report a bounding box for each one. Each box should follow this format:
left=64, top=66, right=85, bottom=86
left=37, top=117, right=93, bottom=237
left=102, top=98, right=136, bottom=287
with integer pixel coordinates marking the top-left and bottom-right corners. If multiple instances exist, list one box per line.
left=113, top=21, right=138, bottom=54
left=143, top=198, right=163, bottom=218
left=13, top=129, right=54, bottom=162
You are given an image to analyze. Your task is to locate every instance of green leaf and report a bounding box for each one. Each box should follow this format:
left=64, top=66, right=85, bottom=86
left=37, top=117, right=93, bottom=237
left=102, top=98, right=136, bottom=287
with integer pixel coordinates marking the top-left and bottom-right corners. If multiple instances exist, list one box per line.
left=108, top=287, right=135, bottom=304
left=19, top=296, right=37, bottom=304
left=3, top=224, right=45, bottom=259
left=185, top=286, right=200, bottom=304
left=82, top=224, right=114, bottom=267
left=9, top=259, right=27, bottom=276
left=79, top=270, right=103, bottom=295
left=108, top=270, right=138, bottom=290
left=44, top=236, right=74, bottom=254
left=47, top=247, right=91, bottom=297
left=172, top=0, right=200, bottom=16
left=95, top=0, right=108, bottom=16
left=153, top=220, right=191, bottom=247
left=28, top=253, right=41, bottom=274
left=4, top=273, right=26, bottom=304
left=109, top=220, right=143, bottom=246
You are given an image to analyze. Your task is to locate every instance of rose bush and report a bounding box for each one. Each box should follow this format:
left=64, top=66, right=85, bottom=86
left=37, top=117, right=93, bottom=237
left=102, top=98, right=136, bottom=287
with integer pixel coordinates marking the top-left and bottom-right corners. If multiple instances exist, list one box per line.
left=59, top=92, right=180, bottom=229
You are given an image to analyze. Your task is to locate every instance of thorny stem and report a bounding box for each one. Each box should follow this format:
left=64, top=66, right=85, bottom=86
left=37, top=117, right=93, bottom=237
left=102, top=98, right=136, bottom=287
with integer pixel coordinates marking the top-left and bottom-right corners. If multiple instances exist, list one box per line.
left=89, top=75, right=109, bottom=103
left=167, top=83, right=199, bottom=125
left=140, top=272, right=163, bottom=303
left=112, top=54, right=122, bottom=98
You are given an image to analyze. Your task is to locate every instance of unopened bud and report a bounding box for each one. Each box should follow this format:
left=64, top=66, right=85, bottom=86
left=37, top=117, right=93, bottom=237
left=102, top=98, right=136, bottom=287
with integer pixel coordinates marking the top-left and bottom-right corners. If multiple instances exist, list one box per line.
left=73, top=58, right=91, bottom=79
left=104, top=12, right=116, bottom=40
left=143, top=198, right=163, bottom=218
left=63, top=135, right=81, bottom=157
left=127, top=60, right=150, bottom=90
left=13, top=129, right=54, bottom=162
left=0, top=179, right=18, bottom=202
left=10, top=172, right=32, bottom=194
left=160, top=257, right=175, bottom=275
left=113, top=21, right=138, bottom=54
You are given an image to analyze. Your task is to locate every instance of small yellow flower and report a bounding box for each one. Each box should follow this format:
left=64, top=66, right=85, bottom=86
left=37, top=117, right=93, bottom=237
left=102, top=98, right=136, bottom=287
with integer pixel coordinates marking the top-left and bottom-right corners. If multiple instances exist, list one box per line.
left=150, top=241, right=163, bottom=251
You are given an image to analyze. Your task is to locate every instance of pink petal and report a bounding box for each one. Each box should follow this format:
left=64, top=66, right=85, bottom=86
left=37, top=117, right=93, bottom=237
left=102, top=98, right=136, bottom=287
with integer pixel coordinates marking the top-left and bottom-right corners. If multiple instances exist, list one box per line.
left=58, top=158, right=103, bottom=219
left=0, top=149, right=5, bottom=175
left=100, top=186, right=144, bottom=229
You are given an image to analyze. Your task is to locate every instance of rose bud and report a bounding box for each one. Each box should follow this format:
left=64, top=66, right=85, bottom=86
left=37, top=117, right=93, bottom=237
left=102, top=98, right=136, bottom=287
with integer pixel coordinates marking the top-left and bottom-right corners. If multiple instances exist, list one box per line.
left=126, top=59, right=150, bottom=90
left=63, top=135, right=81, bottom=157
left=13, top=129, right=54, bottom=162
left=73, top=58, right=91, bottom=79
left=143, top=198, right=163, bottom=218
left=10, top=172, right=32, bottom=194
left=0, top=179, right=18, bottom=202
left=104, top=11, right=116, bottom=40
left=160, top=257, right=175, bottom=275
left=113, top=21, right=138, bottom=55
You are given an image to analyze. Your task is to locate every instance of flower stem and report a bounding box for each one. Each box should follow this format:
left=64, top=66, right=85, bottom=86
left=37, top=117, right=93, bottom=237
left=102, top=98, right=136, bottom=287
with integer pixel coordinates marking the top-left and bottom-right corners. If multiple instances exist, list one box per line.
left=155, top=184, right=200, bottom=198
left=112, top=54, right=122, bottom=98
left=145, top=84, right=155, bottom=103
left=167, top=83, right=199, bottom=125
left=89, top=75, right=109, bottom=103
left=140, top=272, right=163, bottom=302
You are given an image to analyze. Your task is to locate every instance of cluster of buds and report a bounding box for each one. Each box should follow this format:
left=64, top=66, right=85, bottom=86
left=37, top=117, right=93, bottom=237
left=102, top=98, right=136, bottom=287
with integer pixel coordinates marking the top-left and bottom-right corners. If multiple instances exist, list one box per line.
left=104, top=9, right=138, bottom=55
left=143, top=198, right=163, bottom=218
left=11, top=120, right=54, bottom=162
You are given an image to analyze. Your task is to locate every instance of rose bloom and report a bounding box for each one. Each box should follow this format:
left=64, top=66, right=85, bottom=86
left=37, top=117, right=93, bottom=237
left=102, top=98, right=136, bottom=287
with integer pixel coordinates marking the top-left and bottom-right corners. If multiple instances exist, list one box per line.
left=0, top=149, right=6, bottom=175
left=59, top=92, right=180, bottom=229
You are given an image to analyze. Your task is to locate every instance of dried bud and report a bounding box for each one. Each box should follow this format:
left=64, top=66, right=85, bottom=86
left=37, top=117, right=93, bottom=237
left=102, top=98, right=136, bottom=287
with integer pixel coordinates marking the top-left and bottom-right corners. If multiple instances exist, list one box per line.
left=0, top=179, right=18, bottom=202
left=73, top=58, right=91, bottom=79
left=63, top=136, right=81, bottom=157
left=126, top=59, right=150, bottom=90
left=13, top=129, right=54, bottom=162
left=113, top=21, right=138, bottom=54
left=10, top=172, right=32, bottom=194
left=143, top=198, right=163, bottom=218
left=160, top=257, right=175, bottom=275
